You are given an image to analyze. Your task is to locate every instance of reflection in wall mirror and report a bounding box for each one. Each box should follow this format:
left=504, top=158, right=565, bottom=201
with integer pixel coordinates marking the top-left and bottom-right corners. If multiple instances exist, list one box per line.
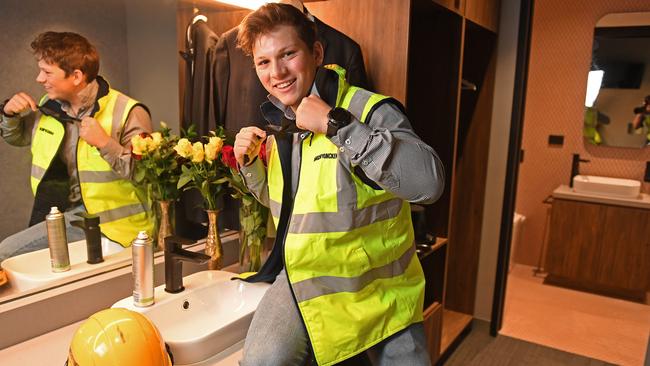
left=584, top=12, right=650, bottom=148
left=0, top=0, right=179, bottom=304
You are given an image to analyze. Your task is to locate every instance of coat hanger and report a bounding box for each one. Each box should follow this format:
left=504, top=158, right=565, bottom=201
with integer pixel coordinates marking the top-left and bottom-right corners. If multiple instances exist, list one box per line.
left=187, top=10, right=208, bottom=46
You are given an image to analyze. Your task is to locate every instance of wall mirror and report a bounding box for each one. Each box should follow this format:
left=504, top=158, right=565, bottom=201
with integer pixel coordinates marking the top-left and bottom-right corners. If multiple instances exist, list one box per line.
left=584, top=12, right=650, bottom=148
left=0, top=0, right=179, bottom=304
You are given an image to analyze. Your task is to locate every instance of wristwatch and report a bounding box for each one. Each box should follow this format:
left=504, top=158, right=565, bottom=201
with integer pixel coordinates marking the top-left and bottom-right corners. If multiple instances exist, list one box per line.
left=326, top=107, right=352, bottom=138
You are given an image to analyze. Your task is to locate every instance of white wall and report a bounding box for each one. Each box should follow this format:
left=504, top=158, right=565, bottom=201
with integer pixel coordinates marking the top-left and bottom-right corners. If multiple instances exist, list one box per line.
left=473, top=0, right=521, bottom=321
left=125, top=0, right=180, bottom=132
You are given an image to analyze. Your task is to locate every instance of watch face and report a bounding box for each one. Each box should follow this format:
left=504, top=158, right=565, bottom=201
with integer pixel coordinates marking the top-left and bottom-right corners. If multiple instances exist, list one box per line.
left=330, top=107, right=351, bottom=124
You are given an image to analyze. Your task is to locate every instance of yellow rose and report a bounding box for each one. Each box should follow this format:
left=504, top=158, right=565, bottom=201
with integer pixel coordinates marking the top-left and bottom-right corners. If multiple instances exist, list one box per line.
left=142, top=137, right=154, bottom=153
left=174, top=138, right=193, bottom=158
left=191, top=141, right=205, bottom=163
left=204, top=136, right=223, bottom=162
left=131, top=135, right=147, bottom=155
left=208, top=136, right=223, bottom=154
left=149, top=132, right=163, bottom=151
left=204, top=141, right=217, bottom=163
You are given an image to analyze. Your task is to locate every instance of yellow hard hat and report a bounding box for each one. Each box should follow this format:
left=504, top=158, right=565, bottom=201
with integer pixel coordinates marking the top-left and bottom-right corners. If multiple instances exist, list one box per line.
left=67, top=308, right=172, bottom=366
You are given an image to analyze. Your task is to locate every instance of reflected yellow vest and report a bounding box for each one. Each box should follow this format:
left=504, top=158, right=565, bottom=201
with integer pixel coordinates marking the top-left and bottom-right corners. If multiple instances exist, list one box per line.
left=30, top=90, right=153, bottom=246
left=267, top=65, right=425, bottom=365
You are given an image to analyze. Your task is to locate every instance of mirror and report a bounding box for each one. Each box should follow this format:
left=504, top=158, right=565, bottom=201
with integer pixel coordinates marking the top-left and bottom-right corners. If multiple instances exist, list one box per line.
left=0, top=0, right=179, bottom=303
left=584, top=12, right=650, bottom=148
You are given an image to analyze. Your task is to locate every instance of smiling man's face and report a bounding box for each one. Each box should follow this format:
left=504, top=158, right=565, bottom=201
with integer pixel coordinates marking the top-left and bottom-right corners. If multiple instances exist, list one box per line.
left=253, top=25, right=323, bottom=111
left=35, top=59, right=81, bottom=102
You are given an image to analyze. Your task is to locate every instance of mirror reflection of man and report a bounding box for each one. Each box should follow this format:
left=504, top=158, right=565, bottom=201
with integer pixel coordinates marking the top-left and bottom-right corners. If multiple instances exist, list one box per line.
left=0, top=31, right=153, bottom=263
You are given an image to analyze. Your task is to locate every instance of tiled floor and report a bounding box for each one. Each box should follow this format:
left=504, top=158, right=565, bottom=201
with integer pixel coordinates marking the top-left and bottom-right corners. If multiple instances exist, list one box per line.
left=501, top=264, right=650, bottom=366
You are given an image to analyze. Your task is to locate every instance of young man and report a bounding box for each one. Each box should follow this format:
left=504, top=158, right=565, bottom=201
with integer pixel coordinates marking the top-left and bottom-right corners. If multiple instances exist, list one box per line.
left=234, top=4, right=444, bottom=365
left=0, top=31, right=153, bottom=262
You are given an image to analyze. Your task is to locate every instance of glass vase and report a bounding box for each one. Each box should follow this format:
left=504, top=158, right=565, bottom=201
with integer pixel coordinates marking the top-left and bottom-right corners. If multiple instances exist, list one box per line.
left=205, top=209, right=223, bottom=270
left=238, top=196, right=267, bottom=272
left=155, top=200, right=174, bottom=251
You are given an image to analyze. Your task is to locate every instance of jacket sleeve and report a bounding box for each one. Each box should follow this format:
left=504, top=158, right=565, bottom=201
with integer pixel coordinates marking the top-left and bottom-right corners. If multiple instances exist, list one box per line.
left=239, top=157, right=270, bottom=207
left=98, top=105, right=152, bottom=180
left=329, top=102, right=444, bottom=204
left=0, top=112, right=35, bottom=146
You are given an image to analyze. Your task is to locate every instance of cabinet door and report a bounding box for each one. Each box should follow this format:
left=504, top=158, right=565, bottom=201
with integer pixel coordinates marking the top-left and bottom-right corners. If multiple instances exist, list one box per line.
left=465, top=0, right=500, bottom=32
left=546, top=199, right=606, bottom=282
left=597, top=206, right=650, bottom=290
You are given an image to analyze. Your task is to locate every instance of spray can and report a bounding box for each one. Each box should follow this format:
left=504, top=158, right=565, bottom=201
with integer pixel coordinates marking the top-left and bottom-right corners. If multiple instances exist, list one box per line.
left=132, top=231, right=154, bottom=307
left=46, top=206, right=70, bottom=272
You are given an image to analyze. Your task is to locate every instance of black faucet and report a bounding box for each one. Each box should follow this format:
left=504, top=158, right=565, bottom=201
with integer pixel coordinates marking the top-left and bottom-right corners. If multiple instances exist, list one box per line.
left=570, top=153, right=590, bottom=187
left=70, top=212, right=104, bottom=264
left=164, top=235, right=210, bottom=293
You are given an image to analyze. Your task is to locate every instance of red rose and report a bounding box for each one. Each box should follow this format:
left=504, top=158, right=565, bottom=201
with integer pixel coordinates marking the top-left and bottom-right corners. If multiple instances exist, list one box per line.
left=221, top=145, right=238, bottom=170
left=258, top=141, right=267, bottom=166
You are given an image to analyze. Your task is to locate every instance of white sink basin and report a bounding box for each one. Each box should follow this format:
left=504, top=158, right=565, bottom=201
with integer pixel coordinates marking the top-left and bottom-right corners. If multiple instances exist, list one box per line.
left=112, top=270, right=269, bottom=365
left=1, top=237, right=128, bottom=292
left=572, top=175, right=641, bottom=198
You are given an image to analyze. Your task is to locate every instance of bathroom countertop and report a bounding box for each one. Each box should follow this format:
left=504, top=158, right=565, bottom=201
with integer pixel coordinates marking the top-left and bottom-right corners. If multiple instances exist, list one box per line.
left=553, top=185, right=650, bottom=209
left=0, top=319, right=243, bottom=366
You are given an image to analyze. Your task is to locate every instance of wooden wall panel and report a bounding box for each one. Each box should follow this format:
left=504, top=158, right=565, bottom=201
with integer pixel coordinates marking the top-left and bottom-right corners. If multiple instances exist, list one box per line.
left=308, top=0, right=410, bottom=103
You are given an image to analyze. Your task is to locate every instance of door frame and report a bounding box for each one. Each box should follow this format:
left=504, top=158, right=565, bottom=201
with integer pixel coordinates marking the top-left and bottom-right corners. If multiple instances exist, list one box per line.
left=489, top=0, right=535, bottom=336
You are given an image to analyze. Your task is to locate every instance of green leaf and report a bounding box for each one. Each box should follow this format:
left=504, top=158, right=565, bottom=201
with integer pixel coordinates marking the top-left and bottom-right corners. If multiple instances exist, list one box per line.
left=177, top=175, right=192, bottom=189
left=133, top=167, right=145, bottom=183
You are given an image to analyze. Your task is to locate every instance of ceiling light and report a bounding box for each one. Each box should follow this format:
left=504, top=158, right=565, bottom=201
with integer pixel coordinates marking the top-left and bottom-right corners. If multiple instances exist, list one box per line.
left=215, top=0, right=269, bottom=10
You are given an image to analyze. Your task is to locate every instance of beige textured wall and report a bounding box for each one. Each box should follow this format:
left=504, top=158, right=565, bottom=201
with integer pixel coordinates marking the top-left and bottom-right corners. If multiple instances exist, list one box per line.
left=515, top=0, right=650, bottom=266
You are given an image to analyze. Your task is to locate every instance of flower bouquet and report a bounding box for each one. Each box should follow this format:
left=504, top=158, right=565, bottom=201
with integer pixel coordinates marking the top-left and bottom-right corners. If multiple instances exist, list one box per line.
left=174, top=127, right=229, bottom=269
left=131, top=122, right=181, bottom=250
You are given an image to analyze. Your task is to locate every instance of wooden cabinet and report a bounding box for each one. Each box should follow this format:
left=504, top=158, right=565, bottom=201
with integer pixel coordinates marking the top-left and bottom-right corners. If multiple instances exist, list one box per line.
left=432, top=0, right=465, bottom=15
left=433, top=0, right=501, bottom=32
left=406, top=0, right=499, bottom=360
left=423, top=302, right=443, bottom=362
left=545, top=198, right=650, bottom=302
left=465, top=0, right=500, bottom=32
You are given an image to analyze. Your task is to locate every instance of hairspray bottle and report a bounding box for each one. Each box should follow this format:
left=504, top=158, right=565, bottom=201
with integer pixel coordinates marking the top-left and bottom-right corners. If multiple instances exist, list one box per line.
left=46, top=206, right=70, bottom=272
left=132, top=231, right=154, bottom=307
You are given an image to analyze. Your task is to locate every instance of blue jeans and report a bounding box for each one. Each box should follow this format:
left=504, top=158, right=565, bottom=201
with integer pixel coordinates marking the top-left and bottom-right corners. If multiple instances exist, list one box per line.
left=0, top=205, right=87, bottom=263
left=240, top=270, right=431, bottom=366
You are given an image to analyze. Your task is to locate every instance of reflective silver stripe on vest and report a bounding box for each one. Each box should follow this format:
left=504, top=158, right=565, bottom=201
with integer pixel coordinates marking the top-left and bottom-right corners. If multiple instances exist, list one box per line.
left=31, top=165, right=47, bottom=181
left=94, top=203, right=146, bottom=224
left=111, top=93, right=129, bottom=139
left=292, top=244, right=416, bottom=303
left=347, top=89, right=372, bottom=121
left=269, top=199, right=281, bottom=218
left=78, top=170, right=119, bottom=183
left=288, top=197, right=403, bottom=234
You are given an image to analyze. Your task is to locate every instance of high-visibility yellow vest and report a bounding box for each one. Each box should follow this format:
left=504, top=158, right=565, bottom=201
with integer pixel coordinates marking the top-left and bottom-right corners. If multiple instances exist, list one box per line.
left=267, top=65, right=425, bottom=365
left=30, top=89, right=153, bottom=246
